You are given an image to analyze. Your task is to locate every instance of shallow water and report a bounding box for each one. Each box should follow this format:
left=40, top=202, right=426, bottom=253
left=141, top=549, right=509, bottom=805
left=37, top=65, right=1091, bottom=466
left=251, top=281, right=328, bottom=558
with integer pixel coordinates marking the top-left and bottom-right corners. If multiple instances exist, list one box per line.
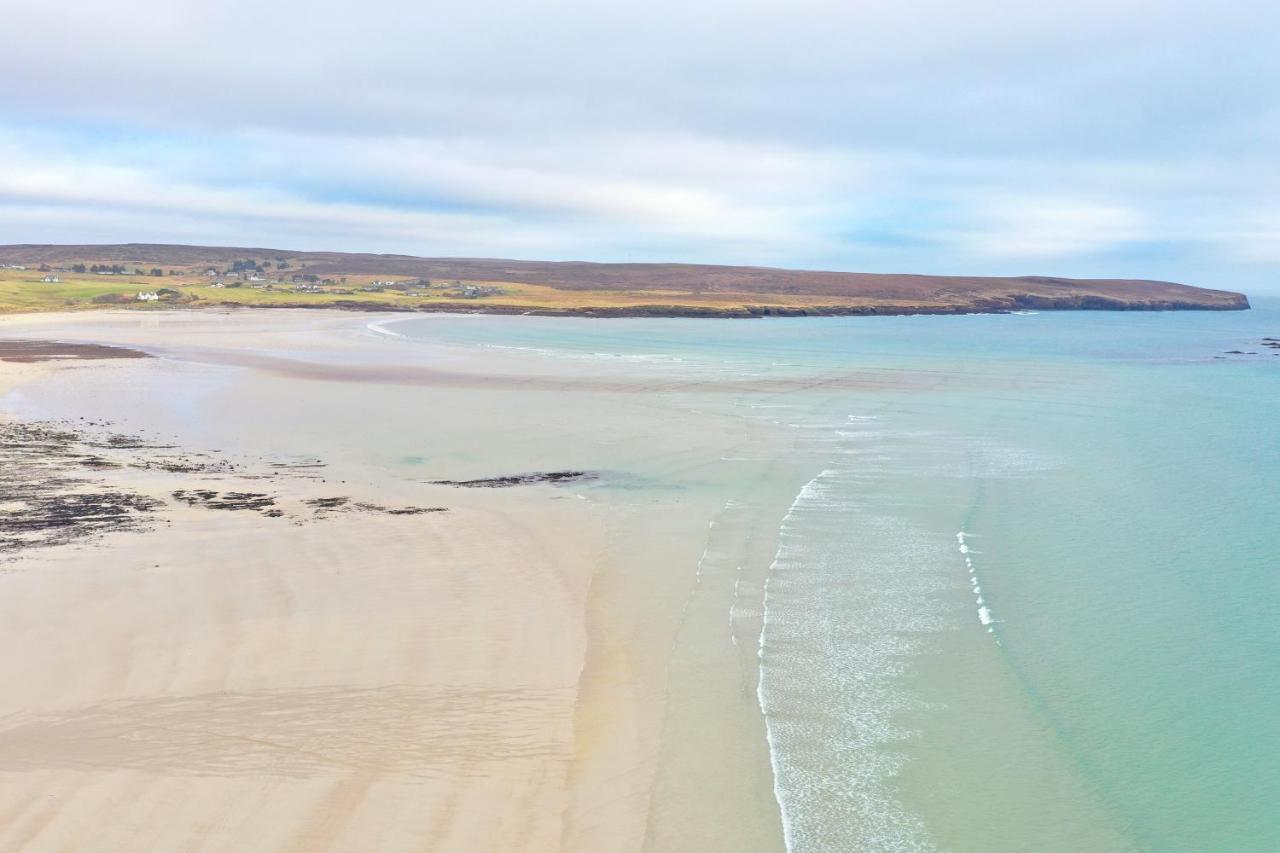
left=389, top=304, right=1280, bottom=851
left=6, top=303, right=1278, bottom=850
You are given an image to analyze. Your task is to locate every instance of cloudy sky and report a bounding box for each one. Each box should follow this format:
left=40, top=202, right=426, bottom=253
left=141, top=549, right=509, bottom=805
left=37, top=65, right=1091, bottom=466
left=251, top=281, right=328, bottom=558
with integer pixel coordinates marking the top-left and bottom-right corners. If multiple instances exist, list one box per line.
left=2, top=0, right=1278, bottom=288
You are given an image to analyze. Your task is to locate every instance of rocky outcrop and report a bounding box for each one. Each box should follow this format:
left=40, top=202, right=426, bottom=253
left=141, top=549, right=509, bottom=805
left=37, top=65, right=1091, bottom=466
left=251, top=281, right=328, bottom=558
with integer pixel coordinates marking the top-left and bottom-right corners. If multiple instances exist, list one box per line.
left=429, top=471, right=598, bottom=488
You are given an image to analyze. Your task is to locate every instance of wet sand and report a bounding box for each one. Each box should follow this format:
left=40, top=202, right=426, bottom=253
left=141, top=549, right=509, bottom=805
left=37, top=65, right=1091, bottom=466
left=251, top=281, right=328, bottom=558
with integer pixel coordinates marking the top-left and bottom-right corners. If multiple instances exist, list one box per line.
left=0, top=372, right=599, bottom=850
left=0, top=310, right=787, bottom=852
left=0, top=339, right=152, bottom=363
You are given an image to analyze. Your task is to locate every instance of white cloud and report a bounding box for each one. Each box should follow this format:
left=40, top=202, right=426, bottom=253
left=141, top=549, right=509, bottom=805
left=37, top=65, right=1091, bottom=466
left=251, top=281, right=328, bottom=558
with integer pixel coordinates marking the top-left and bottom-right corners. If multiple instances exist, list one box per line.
left=0, top=127, right=861, bottom=260
left=1212, top=210, right=1280, bottom=264
left=0, top=0, right=1277, bottom=287
left=958, top=197, right=1150, bottom=260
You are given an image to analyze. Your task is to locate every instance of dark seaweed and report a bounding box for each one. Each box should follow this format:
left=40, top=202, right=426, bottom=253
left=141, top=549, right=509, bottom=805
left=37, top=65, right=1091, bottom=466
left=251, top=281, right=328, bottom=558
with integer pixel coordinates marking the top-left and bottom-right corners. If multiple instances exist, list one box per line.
left=172, top=490, right=278, bottom=513
left=0, top=421, right=165, bottom=554
left=428, top=471, right=597, bottom=488
left=306, top=496, right=446, bottom=515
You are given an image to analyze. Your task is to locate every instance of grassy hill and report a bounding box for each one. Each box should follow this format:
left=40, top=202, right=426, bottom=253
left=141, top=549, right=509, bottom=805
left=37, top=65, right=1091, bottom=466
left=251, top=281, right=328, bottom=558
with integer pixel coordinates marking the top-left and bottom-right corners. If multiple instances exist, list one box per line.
left=0, top=244, right=1250, bottom=316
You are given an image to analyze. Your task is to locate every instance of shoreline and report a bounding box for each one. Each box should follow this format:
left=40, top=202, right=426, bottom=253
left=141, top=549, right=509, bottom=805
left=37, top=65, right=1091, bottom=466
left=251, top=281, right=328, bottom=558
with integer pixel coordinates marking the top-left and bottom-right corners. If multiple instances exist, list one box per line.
left=0, top=352, right=606, bottom=850
left=0, top=315, right=790, bottom=852
left=212, top=297, right=1253, bottom=317
left=0, top=296, right=1252, bottom=322
left=2, top=289, right=1272, bottom=849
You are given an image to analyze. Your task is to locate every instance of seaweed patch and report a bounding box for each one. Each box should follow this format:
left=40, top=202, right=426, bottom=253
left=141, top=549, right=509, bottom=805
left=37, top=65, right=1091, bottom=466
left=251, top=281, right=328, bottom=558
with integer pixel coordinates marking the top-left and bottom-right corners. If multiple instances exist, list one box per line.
left=428, top=471, right=597, bottom=488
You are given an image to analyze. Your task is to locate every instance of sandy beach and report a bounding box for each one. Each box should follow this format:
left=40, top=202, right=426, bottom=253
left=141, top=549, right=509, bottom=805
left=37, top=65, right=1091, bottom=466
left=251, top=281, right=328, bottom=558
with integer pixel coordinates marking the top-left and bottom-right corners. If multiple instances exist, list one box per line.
left=8, top=2, right=1275, bottom=845
left=0, top=310, right=787, bottom=853
left=3, top=305, right=1253, bottom=851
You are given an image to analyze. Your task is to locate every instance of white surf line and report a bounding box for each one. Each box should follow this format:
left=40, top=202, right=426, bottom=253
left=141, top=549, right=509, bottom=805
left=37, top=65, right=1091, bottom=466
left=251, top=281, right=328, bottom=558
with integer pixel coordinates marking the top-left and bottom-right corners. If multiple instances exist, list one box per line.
left=957, top=530, right=1000, bottom=640
left=365, top=318, right=409, bottom=339
left=756, top=469, right=829, bottom=853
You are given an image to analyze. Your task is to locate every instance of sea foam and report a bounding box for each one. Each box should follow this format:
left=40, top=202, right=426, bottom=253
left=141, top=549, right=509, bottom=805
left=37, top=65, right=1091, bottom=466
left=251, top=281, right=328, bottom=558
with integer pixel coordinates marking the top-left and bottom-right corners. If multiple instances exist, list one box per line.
left=958, top=531, right=998, bottom=635
left=757, top=419, right=951, bottom=852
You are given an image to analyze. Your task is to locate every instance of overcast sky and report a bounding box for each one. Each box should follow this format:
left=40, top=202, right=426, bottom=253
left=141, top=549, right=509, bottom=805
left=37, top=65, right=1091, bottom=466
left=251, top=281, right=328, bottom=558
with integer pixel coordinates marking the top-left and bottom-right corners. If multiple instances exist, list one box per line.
left=2, top=0, right=1277, bottom=288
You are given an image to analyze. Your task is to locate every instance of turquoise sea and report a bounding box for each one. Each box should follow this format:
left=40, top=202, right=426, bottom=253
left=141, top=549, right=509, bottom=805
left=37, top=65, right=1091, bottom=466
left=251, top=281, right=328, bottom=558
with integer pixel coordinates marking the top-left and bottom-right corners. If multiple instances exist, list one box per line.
left=5, top=301, right=1274, bottom=851
left=389, top=301, right=1280, bottom=851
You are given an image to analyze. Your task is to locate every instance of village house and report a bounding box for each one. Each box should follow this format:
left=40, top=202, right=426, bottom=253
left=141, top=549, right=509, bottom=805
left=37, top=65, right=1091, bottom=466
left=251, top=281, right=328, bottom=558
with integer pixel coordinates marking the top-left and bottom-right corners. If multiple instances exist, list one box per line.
left=457, top=285, right=503, bottom=298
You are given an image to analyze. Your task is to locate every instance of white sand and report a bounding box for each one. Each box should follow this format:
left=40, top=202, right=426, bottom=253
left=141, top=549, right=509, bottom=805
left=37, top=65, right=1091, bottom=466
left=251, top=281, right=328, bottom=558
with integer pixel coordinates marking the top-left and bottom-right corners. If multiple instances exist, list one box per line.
left=0, top=310, right=787, bottom=852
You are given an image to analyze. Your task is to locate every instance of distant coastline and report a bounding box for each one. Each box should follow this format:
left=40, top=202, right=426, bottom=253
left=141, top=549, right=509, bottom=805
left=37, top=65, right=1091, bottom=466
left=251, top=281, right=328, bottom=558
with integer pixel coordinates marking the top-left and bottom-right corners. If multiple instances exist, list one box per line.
left=0, top=242, right=1250, bottom=317
left=202, top=296, right=1251, bottom=318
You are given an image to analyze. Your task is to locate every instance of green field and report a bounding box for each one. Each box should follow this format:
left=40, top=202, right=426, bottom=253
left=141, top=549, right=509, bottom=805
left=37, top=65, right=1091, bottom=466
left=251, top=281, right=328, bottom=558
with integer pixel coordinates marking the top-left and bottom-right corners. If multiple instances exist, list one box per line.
left=0, top=272, right=483, bottom=313
left=0, top=269, right=912, bottom=317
